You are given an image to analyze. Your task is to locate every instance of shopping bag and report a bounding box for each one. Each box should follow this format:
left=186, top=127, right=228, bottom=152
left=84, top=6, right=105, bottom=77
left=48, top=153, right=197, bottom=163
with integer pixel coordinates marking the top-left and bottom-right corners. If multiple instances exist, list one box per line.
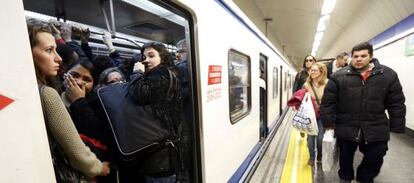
left=322, top=129, right=336, bottom=172
left=291, top=92, right=319, bottom=135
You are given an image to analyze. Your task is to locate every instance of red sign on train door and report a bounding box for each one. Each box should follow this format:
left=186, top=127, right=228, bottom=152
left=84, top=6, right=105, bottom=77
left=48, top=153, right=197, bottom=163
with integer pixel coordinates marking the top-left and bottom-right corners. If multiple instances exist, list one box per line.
left=208, top=65, right=222, bottom=85
left=0, top=93, right=14, bottom=110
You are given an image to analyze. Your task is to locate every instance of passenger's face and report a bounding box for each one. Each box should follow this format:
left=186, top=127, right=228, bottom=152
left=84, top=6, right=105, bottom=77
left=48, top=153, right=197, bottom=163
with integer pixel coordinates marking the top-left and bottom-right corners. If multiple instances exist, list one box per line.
left=67, top=65, right=94, bottom=93
left=32, top=32, right=62, bottom=78
left=337, top=57, right=347, bottom=67
left=176, top=49, right=187, bottom=62
left=305, top=56, right=316, bottom=69
left=309, top=65, right=321, bottom=79
left=142, top=47, right=161, bottom=71
left=106, top=72, right=124, bottom=85
left=351, top=50, right=372, bottom=71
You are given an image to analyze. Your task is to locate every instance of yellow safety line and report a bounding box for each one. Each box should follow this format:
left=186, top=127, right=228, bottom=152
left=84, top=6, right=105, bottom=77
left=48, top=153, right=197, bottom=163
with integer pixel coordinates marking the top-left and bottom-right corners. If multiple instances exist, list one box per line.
left=280, top=129, right=312, bottom=183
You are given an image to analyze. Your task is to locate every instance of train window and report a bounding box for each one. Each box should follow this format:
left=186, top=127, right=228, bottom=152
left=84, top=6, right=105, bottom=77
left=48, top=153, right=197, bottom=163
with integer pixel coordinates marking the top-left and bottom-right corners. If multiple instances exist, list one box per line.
left=23, top=0, right=189, bottom=55
left=228, top=49, right=251, bottom=124
left=284, top=72, right=288, bottom=91
left=273, top=67, right=278, bottom=98
left=287, top=73, right=291, bottom=89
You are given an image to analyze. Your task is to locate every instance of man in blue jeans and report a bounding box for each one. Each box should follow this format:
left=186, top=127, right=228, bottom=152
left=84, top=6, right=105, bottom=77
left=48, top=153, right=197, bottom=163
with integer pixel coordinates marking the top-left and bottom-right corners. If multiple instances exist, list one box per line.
left=320, top=42, right=406, bottom=183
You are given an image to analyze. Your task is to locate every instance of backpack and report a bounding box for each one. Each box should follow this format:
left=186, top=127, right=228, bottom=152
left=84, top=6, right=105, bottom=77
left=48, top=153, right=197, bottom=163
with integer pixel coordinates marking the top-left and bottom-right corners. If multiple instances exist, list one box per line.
left=97, top=69, right=182, bottom=176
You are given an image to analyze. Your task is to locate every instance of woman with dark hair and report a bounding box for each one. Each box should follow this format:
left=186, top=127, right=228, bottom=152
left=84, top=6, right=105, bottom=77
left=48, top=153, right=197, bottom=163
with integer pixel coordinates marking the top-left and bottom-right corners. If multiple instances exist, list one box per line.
left=293, top=55, right=316, bottom=92
left=61, top=59, right=116, bottom=182
left=27, top=19, right=110, bottom=181
left=292, top=55, right=316, bottom=138
left=128, top=42, right=183, bottom=182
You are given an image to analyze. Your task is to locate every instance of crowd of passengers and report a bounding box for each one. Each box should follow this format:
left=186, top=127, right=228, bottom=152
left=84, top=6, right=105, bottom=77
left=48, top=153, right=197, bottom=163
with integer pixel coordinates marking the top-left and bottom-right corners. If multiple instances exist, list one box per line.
left=290, top=42, right=405, bottom=183
left=27, top=19, right=191, bottom=183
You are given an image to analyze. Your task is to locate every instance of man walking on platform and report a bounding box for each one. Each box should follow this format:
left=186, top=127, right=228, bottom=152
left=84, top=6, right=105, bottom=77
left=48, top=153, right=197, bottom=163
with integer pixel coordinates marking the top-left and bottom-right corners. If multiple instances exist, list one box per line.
left=320, top=42, right=406, bottom=183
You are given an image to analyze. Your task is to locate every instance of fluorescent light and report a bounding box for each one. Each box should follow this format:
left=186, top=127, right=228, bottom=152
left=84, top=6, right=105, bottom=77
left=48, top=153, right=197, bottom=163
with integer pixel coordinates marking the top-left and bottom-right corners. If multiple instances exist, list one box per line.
left=321, top=0, right=337, bottom=15
left=314, top=32, right=324, bottom=42
left=311, top=48, right=317, bottom=56
left=122, top=0, right=187, bottom=26
left=317, top=15, right=330, bottom=32
left=312, top=41, right=321, bottom=49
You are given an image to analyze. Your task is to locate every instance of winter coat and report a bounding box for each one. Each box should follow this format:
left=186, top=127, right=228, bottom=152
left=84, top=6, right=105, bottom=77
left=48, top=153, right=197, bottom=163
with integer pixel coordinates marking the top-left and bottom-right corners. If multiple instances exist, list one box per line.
left=293, top=69, right=308, bottom=92
left=128, top=65, right=183, bottom=137
left=69, top=92, right=115, bottom=159
left=320, top=58, right=406, bottom=142
left=326, top=61, right=333, bottom=79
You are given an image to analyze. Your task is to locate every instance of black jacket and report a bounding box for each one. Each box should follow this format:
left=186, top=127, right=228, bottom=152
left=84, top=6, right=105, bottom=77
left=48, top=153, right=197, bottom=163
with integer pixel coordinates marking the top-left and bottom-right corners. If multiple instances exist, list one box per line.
left=69, top=92, right=116, bottom=159
left=293, top=69, right=308, bottom=93
left=128, top=65, right=183, bottom=136
left=326, top=61, right=333, bottom=79
left=320, top=58, right=406, bottom=142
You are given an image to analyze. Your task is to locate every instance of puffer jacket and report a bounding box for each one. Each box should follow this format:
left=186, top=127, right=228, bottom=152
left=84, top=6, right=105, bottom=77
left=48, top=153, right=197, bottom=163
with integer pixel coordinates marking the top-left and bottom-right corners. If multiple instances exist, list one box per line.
left=320, top=58, right=406, bottom=142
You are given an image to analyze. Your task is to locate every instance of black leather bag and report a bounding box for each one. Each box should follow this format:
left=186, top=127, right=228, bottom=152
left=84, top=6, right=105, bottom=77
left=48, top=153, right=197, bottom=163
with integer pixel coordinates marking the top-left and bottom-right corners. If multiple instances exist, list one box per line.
left=50, top=139, right=90, bottom=183
left=97, top=83, right=171, bottom=161
left=141, top=146, right=175, bottom=176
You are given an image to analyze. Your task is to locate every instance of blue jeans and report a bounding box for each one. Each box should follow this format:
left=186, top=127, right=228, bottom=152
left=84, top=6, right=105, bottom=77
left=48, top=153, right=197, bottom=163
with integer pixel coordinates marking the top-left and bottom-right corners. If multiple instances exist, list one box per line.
left=307, top=119, right=324, bottom=160
left=145, top=175, right=176, bottom=183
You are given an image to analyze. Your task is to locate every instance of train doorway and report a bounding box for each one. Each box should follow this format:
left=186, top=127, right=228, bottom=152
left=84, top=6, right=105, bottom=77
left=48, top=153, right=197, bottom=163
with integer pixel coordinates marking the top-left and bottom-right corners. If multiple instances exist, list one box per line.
left=259, top=54, right=268, bottom=141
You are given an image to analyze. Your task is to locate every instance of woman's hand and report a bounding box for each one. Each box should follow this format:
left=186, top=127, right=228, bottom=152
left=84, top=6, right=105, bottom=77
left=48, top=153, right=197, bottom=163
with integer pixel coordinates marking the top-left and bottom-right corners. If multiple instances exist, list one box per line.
left=133, top=62, right=145, bottom=73
left=100, top=161, right=111, bottom=176
left=64, top=74, right=86, bottom=102
left=80, top=27, right=90, bottom=43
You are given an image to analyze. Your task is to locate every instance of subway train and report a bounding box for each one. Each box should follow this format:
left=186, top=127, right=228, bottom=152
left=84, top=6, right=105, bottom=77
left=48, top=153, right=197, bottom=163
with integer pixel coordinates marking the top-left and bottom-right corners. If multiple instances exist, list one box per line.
left=0, top=0, right=412, bottom=183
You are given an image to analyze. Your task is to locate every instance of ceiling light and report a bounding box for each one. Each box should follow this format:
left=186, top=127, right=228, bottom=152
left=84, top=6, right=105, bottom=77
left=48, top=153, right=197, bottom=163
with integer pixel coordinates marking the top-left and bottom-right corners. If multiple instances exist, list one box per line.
left=317, top=15, right=330, bottom=32
left=314, top=32, right=324, bottom=42
left=321, top=0, right=337, bottom=15
left=312, top=41, right=321, bottom=49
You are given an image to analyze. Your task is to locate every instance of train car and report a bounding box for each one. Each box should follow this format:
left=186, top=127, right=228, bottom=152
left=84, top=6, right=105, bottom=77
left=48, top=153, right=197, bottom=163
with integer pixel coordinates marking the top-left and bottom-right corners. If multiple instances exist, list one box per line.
left=0, top=0, right=297, bottom=182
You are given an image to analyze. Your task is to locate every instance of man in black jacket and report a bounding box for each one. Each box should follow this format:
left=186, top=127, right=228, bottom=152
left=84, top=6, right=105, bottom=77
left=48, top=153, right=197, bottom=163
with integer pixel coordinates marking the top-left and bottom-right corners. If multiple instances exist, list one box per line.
left=326, top=52, right=348, bottom=79
left=320, top=42, right=406, bottom=183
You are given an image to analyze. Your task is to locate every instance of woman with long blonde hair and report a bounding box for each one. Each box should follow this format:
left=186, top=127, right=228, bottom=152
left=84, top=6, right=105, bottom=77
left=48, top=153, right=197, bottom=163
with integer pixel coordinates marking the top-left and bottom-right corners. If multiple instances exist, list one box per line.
left=304, top=62, right=328, bottom=165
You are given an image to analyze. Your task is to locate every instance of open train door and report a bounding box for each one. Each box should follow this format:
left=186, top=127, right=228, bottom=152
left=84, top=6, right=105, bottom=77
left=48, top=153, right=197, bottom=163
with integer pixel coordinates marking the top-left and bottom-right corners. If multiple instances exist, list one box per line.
left=279, top=66, right=283, bottom=116
left=259, top=54, right=268, bottom=141
left=0, top=0, right=55, bottom=182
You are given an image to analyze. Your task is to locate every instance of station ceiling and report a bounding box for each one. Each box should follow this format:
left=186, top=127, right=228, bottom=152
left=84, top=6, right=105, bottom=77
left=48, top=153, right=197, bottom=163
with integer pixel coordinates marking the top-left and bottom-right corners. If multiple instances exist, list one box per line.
left=233, top=0, right=414, bottom=70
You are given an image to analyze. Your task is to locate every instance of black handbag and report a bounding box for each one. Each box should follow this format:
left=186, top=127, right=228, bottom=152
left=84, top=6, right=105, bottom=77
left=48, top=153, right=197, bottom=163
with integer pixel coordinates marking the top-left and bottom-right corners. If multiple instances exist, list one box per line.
left=49, top=137, right=90, bottom=183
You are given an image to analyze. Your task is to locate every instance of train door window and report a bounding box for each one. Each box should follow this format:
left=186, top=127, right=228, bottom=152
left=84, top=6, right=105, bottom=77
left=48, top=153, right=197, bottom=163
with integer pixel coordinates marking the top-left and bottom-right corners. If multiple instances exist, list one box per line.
left=259, top=54, right=268, bottom=140
left=228, top=49, right=251, bottom=124
left=284, top=72, right=288, bottom=91
left=23, top=0, right=190, bottom=58
left=273, top=67, right=278, bottom=98
left=287, top=73, right=291, bottom=91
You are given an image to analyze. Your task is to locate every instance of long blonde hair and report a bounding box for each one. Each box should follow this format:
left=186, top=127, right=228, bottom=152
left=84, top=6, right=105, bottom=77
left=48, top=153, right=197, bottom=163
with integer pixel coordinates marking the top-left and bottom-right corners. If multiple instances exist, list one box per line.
left=305, top=62, right=328, bottom=86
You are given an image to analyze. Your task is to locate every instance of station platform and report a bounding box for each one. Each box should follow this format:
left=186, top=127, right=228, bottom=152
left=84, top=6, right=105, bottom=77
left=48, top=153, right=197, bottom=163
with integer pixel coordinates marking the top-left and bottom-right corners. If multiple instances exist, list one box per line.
left=250, top=109, right=414, bottom=183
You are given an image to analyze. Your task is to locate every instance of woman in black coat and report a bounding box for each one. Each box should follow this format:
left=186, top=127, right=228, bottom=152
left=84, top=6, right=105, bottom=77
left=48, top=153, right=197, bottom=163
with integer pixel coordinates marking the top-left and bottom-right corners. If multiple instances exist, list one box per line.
left=61, top=59, right=117, bottom=182
left=293, top=55, right=316, bottom=92
left=128, top=42, right=183, bottom=182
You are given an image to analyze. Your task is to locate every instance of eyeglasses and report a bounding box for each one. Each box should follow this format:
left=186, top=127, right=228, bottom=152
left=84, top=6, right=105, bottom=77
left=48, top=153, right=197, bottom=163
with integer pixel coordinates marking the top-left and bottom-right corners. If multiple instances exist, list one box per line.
left=305, top=59, right=315, bottom=63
